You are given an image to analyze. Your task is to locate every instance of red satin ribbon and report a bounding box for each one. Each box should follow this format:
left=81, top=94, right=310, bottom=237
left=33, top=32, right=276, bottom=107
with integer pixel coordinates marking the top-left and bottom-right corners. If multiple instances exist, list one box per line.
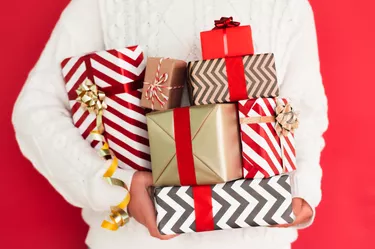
left=173, top=108, right=197, bottom=186
left=67, top=81, right=143, bottom=101
left=102, top=81, right=144, bottom=96
left=216, top=18, right=238, bottom=57
left=83, top=55, right=95, bottom=83
left=222, top=29, right=229, bottom=57
left=225, top=57, right=248, bottom=101
left=193, top=186, right=215, bottom=232
left=212, top=17, right=248, bottom=100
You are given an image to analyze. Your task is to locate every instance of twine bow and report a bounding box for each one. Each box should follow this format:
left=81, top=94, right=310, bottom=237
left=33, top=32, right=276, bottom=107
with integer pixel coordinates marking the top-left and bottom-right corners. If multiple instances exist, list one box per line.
left=214, top=16, right=240, bottom=30
left=144, top=58, right=183, bottom=110
left=76, top=79, right=131, bottom=231
left=275, top=101, right=299, bottom=137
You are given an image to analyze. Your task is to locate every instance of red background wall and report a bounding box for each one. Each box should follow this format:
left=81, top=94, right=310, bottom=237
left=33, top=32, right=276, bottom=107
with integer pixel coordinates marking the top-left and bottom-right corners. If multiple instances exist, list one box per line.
left=0, top=0, right=374, bottom=248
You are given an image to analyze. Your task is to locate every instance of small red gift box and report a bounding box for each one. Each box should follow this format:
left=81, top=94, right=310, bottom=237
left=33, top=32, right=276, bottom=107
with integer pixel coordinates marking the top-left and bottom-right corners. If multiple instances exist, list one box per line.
left=200, top=17, right=254, bottom=60
left=238, top=98, right=298, bottom=179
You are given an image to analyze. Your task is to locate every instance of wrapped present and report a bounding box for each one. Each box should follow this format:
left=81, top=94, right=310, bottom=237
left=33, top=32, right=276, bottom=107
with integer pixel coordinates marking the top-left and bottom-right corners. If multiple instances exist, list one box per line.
left=187, top=53, right=279, bottom=105
left=140, top=58, right=186, bottom=111
left=238, top=98, right=298, bottom=179
left=154, top=175, right=294, bottom=235
left=201, top=17, right=254, bottom=60
left=146, top=104, right=242, bottom=187
left=61, top=46, right=151, bottom=171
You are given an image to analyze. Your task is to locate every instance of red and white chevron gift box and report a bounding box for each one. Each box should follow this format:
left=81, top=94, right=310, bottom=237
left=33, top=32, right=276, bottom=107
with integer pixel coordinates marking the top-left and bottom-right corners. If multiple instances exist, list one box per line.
left=61, top=46, right=151, bottom=171
left=238, top=98, right=297, bottom=179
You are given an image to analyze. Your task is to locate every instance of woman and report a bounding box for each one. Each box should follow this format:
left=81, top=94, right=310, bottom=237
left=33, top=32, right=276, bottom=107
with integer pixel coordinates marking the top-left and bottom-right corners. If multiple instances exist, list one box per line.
left=12, top=0, right=328, bottom=248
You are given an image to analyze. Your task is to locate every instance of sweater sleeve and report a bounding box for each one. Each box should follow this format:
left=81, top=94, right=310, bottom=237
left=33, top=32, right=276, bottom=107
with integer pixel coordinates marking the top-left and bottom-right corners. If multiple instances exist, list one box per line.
left=12, top=0, right=136, bottom=212
left=280, top=0, right=329, bottom=227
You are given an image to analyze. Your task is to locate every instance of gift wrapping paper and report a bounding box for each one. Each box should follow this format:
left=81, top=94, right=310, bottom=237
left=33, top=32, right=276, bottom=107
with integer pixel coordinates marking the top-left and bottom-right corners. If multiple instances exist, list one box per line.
left=146, top=104, right=242, bottom=187
left=200, top=17, right=254, bottom=60
left=238, top=98, right=297, bottom=179
left=154, top=175, right=294, bottom=235
left=61, top=46, right=151, bottom=171
left=140, top=57, right=186, bottom=111
left=187, top=53, right=279, bottom=105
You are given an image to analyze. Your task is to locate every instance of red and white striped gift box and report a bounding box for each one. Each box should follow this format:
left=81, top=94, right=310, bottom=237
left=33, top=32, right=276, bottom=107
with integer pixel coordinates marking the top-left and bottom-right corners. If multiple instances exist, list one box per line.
left=238, top=98, right=296, bottom=179
left=61, top=46, right=151, bottom=171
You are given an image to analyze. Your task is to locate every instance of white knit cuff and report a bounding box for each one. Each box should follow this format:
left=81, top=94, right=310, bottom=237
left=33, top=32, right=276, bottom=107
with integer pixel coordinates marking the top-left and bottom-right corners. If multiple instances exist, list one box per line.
left=291, top=171, right=321, bottom=229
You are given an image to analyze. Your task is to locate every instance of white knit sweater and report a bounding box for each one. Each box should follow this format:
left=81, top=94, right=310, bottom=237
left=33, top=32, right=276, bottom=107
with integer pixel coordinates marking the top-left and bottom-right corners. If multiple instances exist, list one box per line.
left=12, top=0, right=328, bottom=248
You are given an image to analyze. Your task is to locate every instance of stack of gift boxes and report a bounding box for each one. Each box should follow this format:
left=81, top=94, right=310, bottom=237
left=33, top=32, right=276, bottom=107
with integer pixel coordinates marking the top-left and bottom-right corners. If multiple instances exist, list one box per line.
left=61, top=17, right=299, bottom=234
left=144, top=18, right=297, bottom=235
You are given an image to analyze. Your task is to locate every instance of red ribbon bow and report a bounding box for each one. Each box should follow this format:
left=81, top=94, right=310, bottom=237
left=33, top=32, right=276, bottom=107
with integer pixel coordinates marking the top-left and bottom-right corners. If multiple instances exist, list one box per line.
left=214, top=17, right=240, bottom=30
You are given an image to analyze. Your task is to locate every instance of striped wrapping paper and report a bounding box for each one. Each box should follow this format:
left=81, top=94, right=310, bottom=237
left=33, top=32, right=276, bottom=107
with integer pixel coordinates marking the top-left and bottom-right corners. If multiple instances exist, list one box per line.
left=61, top=46, right=151, bottom=171
left=238, top=98, right=296, bottom=179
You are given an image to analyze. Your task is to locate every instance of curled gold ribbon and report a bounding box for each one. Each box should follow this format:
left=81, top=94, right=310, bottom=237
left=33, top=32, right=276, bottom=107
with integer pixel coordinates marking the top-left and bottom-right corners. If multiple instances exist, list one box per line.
left=76, top=79, right=131, bottom=231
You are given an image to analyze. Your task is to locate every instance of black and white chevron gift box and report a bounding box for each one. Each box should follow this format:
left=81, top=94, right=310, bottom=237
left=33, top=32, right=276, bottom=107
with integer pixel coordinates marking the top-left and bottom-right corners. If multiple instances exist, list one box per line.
left=154, top=175, right=294, bottom=235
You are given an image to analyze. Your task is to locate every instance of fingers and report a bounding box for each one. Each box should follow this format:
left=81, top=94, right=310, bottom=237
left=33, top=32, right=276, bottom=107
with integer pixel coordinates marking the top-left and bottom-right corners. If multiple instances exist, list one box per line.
left=142, top=189, right=178, bottom=240
left=145, top=211, right=178, bottom=240
left=148, top=225, right=179, bottom=240
left=272, top=199, right=313, bottom=228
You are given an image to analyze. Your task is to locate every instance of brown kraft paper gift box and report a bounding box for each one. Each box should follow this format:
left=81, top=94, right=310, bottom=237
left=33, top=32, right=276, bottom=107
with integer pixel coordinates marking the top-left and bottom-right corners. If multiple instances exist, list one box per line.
left=141, top=57, right=187, bottom=111
left=187, top=53, right=279, bottom=105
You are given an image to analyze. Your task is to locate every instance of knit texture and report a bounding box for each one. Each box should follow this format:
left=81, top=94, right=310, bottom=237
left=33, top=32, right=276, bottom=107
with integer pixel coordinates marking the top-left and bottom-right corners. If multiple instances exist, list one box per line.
left=12, top=0, right=328, bottom=248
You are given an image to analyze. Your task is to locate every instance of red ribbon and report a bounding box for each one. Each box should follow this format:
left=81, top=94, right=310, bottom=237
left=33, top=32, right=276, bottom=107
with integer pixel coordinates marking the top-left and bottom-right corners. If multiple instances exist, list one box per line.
left=68, top=80, right=143, bottom=101
left=213, top=17, right=241, bottom=57
left=213, top=17, right=248, bottom=99
left=225, top=57, right=248, bottom=101
left=193, top=186, right=215, bottom=232
left=213, top=17, right=240, bottom=30
left=173, top=108, right=197, bottom=186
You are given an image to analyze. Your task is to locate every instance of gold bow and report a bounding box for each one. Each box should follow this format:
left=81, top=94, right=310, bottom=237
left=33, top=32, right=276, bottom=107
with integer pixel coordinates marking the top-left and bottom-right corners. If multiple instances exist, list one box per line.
left=76, top=79, right=131, bottom=231
left=275, top=101, right=299, bottom=137
left=76, top=79, right=107, bottom=133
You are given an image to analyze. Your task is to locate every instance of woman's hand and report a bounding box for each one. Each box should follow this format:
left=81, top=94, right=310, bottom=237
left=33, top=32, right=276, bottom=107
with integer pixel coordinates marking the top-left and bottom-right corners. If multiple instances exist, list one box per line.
left=128, top=171, right=177, bottom=240
left=276, top=198, right=313, bottom=228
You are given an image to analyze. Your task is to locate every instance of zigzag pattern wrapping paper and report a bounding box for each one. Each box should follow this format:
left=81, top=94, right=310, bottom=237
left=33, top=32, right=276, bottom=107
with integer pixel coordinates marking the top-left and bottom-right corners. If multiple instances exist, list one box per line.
left=238, top=98, right=297, bottom=179
left=187, top=53, right=279, bottom=105
left=61, top=46, right=151, bottom=171
left=154, top=175, right=294, bottom=235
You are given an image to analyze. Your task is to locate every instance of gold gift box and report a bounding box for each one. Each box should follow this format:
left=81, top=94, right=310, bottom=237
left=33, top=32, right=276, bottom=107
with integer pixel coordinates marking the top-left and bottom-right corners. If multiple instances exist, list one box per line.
left=146, top=104, right=242, bottom=187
